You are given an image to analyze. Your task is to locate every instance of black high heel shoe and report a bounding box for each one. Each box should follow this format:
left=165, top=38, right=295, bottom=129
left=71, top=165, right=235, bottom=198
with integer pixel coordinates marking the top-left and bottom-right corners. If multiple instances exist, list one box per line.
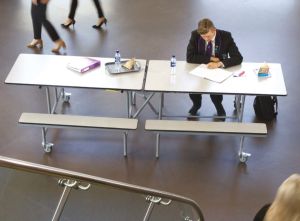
left=61, top=20, right=76, bottom=29
left=92, top=18, right=107, bottom=29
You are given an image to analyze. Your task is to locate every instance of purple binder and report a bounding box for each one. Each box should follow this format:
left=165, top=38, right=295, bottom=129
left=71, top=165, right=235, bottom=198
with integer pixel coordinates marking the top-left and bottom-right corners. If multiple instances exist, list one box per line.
left=67, top=57, right=101, bottom=73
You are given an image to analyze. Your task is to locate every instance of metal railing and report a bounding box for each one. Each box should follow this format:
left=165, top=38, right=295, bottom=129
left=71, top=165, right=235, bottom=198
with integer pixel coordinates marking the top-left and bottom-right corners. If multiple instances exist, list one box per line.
left=0, top=155, right=204, bottom=221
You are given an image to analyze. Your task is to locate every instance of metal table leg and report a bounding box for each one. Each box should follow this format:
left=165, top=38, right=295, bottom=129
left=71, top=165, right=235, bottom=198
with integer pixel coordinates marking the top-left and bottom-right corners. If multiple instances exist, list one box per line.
left=238, top=95, right=246, bottom=122
left=132, top=92, right=155, bottom=119
left=127, top=91, right=132, bottom=118
left=45, top=86, right=52, bottom=114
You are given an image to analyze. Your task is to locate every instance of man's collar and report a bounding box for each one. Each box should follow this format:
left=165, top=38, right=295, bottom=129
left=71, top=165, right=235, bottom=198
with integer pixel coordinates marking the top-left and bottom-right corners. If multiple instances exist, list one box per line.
left=210, top=30, right=217, bottom=43
left=211, top=31, right=216, bottom=42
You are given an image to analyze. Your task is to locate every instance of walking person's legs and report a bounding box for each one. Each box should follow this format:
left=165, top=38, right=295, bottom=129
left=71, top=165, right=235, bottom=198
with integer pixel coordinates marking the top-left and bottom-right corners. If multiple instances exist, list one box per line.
left=92, top=0, right=107, bottom=29
left=61, top=0, right=77, bottom=28
left=27, top=2, right=43, bottom=48
left=38, top=2, right=66, bottom=53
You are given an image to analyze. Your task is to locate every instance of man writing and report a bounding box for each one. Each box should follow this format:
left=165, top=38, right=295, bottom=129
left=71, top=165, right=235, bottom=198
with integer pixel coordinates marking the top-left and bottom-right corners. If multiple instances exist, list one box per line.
left=186, top=18, right=243, bottom=120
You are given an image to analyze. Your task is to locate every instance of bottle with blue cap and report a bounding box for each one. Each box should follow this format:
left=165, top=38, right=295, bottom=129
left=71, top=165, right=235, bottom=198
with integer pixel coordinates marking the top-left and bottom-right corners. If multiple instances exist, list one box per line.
left=170, top=55, right=176, bottom=75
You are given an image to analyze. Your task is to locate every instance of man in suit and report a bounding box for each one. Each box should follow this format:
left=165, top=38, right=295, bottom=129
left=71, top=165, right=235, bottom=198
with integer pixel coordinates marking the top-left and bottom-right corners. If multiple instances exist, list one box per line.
left=186, top=18, right=243, bottom=120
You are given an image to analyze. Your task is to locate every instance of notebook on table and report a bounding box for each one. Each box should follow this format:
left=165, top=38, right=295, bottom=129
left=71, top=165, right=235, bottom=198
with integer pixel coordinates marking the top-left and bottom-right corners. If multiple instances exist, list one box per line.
left=67, top=57, right=101, bottom=73
left=189, top=64, right=233, bottom=83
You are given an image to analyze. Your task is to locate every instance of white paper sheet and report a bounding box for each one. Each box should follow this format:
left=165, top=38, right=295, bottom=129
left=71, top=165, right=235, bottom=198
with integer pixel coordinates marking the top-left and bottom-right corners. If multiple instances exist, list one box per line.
left=189, top=64, right=233, bottom=83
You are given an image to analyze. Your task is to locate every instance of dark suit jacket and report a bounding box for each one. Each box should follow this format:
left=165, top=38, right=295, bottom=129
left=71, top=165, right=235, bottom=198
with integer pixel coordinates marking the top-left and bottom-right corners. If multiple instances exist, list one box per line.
left=186, top=29, right=243, bottom=68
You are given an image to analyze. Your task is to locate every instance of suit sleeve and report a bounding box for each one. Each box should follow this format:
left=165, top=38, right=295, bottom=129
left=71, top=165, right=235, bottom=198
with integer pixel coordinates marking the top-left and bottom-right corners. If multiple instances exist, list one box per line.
left=222, top=32, right=243, bottom=68
left=186, top=31, right=211, bottom=64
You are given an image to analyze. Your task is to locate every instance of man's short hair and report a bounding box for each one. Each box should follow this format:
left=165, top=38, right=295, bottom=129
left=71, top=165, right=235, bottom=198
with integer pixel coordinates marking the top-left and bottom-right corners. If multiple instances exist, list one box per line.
left=197, top=18, right=215, bottom=35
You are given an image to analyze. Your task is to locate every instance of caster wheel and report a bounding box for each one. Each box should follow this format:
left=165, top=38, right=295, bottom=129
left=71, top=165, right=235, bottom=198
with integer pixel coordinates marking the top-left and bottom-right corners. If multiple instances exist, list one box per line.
left=42, top=142, right=54, bottom=153
left=239, top=155, right=247, bottom=163
left=239, top=152, right=251, bottom=163
left=63, top=92, right=71, bottom=102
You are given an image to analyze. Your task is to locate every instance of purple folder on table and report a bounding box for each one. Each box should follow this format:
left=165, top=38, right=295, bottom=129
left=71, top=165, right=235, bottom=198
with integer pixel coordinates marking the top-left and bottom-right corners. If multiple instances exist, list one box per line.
left=67, top=57, right=100, bottom=73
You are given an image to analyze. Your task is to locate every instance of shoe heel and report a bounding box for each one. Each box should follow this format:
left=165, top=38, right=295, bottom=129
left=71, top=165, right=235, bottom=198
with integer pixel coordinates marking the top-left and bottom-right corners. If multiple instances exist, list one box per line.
left=37, top=40, right=43, bottom=49
left=51, top=40, right=66, bottom=53
left=92, top=18, right=107, bottom=29
left=61, top=19, right=76, bottom=29
left=27, top=39, right=43, bottom=49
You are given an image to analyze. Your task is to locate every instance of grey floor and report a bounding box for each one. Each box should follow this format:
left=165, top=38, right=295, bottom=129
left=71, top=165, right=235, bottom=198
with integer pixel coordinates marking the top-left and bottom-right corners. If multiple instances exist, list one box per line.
left=1, top=0, right=300, bottom=220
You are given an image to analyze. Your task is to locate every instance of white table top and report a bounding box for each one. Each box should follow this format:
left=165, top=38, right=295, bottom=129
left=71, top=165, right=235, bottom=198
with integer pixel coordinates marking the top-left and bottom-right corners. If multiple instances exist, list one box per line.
left=5, top=54, right=147, bottom=91
left=145, top=60, right=287, bottom=96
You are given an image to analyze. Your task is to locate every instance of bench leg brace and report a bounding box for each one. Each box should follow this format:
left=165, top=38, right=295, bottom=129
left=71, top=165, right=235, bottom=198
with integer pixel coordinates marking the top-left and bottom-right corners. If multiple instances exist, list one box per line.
left=41, top=127, right=53, bottom=153
left=41, top=127, right=47, bottom=145
left=156, top=133, right=160, bottom=158
left=238, top=136, right=251, bottom=163
left=123, top=132, right=128, bottom=157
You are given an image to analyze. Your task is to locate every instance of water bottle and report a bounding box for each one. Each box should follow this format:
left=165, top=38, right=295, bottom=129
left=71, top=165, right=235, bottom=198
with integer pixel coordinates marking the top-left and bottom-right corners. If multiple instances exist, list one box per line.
left=114, top=50, right=121, bottom=72
left=170, top=55, right=176, bottom=75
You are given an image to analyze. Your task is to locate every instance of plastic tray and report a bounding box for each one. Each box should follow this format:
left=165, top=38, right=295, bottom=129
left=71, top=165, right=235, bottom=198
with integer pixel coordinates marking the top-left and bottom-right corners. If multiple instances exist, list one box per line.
left=105, top=60, right=141, bottom=74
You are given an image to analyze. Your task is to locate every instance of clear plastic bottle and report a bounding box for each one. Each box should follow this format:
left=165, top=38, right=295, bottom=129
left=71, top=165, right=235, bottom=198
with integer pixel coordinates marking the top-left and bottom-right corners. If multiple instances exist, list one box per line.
left=170, top=55, right=176, bottom=84
left=114, top=50, right=121, bottom=72
left=170, top=55, right=176, bottom=75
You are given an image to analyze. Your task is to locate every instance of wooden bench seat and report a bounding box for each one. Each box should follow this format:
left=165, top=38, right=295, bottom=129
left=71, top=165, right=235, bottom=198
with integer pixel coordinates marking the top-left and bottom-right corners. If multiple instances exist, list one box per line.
left=145, top=120, right=267, bottom=162
left=19, top=112, right=138, bottom=155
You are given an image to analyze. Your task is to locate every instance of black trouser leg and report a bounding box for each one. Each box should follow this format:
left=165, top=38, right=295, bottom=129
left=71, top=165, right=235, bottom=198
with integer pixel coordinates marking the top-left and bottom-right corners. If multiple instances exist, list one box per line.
left=31, top=3, right=43, bottom=39
left=93, top=0, right=104, bottom=17
left=188, top=93, right=202, bottom=114
left=42, top=19, right=60, bottom=42
left=32, top=3, right=60, bottom=42
left=38, top=4, right=60, bottom=42
left=189, top=93, right=202, bottom=108
left=68, top=0, right=78, bottom=20
left=210, top=94, right=225, bottom=115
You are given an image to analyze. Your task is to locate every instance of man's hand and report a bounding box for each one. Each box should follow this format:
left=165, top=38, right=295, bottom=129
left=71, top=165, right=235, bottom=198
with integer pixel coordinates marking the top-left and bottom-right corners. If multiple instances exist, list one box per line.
left=207, top=62, right=222, bottom=69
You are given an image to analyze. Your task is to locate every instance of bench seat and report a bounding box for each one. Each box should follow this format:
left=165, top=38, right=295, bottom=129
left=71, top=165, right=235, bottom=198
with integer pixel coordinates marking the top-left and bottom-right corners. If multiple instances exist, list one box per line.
left=145, top=120, right=267, bottom=136
left=145, top=120, right=267, bottom=162
left=19, top=112, right=138, bottom=155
